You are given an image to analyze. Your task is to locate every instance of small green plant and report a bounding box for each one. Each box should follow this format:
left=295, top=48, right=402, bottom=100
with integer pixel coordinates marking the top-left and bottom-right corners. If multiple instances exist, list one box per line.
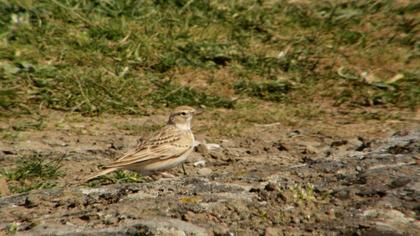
left=2, top=153, right=63, bottom=193
left=86, top=170, right=143, bottom=187
left=112, top=170, right=142, bottom=183
left=288, top=183, right=331, bottom=206
left=11, top=118, right=45, bottom=131
left=5, top=222, right=18, bottom=234
left=289, top=183, right=317, bottom=204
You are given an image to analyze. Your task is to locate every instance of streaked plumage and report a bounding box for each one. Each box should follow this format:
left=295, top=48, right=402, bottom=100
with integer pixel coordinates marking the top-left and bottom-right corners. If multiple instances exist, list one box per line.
left=85, top=106, right=197, bottom=181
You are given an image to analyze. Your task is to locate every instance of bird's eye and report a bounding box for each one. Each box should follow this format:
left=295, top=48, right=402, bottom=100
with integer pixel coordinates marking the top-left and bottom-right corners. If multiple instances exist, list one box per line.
left=180, top=112, right=187, bottom=116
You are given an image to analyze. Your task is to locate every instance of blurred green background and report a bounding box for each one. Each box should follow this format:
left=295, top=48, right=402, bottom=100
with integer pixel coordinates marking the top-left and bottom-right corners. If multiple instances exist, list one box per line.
left=0, top=0, right=418, bottom=116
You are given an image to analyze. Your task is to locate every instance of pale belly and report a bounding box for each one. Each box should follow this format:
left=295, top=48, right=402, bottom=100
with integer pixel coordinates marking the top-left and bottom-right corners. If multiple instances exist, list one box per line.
left=127, top=148, right=193, bottom=175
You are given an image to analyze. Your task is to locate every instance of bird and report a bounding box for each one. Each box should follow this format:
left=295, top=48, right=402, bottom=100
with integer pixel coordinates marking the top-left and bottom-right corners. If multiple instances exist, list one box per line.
left=85, top=106, right=198, bottom=181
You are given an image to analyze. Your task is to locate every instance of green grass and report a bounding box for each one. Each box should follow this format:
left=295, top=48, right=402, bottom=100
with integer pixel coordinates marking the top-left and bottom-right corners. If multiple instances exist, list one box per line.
left=0, top=0, right=418, bottom=117
left=234, top=79, right=292, bottom=102
left=85, top=170, right=144, bottom=188
left=1, top=153, right=63, bottom=193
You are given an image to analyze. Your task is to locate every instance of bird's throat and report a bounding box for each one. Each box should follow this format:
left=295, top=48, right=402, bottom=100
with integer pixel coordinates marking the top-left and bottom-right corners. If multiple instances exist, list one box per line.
left=175, top=122, right=191, bottom=131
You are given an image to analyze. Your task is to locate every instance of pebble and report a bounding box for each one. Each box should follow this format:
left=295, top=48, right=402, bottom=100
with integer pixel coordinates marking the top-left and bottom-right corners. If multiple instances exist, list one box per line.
left=193, top=160, right=206, bottom=167
left=182, top=211, right=195, bottom=222
left=221, top=139, right=235, bottom=148
left=264, top=183, right=277, bottom=192
left=389, top=176, right=411, bottom=189
left=206, top=143, right=221, bottom=151
left=265, top=227, right=284, bottom=236
left=195, top=143, right=209, bottom=156
left=197, top=168, right=212, bottom=176
left=212, top=224, right=231, bottom=236
left=209, top=151, right=224, bottom=160
left=335, top=189, right=350, bottom=200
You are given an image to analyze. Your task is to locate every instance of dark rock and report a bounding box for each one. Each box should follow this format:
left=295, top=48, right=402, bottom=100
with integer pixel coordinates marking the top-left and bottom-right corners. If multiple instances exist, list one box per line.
left=301, top=156, right=316, bottom=165
left=210, top=151, right=224, bottom=160
left=334, top=189, right=351, bottom=200
left=276, top=192, right=287, bottom=203
left=387, top=140, right=416, bottom=154
left=355, top=137, right=370, bottom=151
left=389, top=177, right=411, bottom=189
left=249, top=188, right=260, bottom=193
left=331, top=140, right=348, bottom=147
left=23, top=197, right=36, bottom=209
left=273, top=142, right=288, bottom=151
left=356, top=188, right=387, bottom=198
left=355, top=174, right=368, bottom=185
left=2, top=150, right=14, bottom=155
left=182, top=211, right=195, bottom=222
left=264, top=183, right=277, bottom=192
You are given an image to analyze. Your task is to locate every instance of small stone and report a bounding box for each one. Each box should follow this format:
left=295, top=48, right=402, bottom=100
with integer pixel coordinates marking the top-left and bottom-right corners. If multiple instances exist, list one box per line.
left=197, top=168, right=212, bottom=176
left=287, top=130, right=300, bottom=137
left=209, top=151, right=224, bottom=160
left=330, top=139, right=348, bottom=147
left=291, top=217, right=301, bottom=224
left=389, top=176, right=411, bottom=189
left=182, top=211, right=195, bottom=222
left=193, top=160, right=206, bottom=167
left=195, top=143, right=209, bottom=156
left=361, top=208, right=419, bottom=236
left=264, top=183, right=277, bottom=191
left=185, top=152, right=204, bottom=164
left=334, top=189, right=350, bottom=200
left=205, top=143, right=221, bottom=151
left=212, top=224, right=230, bottom=236
left=265, top=227, right=284, bottom=236
left=221, top=139, right=235, bottom=148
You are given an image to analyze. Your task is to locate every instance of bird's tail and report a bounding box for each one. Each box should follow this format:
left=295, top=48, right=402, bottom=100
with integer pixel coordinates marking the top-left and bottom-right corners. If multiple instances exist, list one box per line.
left=84, top=167, right=119, bottom=182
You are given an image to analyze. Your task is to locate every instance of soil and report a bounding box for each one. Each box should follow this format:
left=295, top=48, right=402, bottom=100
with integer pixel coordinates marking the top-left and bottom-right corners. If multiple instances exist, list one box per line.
left=0, top=109, right=419, bottom=235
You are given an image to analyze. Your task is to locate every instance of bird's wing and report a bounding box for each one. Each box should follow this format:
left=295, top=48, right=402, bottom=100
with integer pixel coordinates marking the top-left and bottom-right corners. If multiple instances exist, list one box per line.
left=105, top=125, right=192, bottom=168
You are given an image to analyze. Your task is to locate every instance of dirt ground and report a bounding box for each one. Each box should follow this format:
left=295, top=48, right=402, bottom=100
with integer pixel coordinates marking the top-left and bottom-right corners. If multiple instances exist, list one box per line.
left=0, top=108, right=418, bottom=235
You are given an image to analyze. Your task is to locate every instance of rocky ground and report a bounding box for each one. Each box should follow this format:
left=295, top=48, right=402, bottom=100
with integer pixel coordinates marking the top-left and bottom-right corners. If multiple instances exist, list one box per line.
left=0, top=111, right=419, bottom=235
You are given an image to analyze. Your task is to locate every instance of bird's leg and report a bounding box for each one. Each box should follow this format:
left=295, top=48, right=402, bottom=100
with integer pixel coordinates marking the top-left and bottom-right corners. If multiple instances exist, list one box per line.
left=182, top=164, right=188, bottom=176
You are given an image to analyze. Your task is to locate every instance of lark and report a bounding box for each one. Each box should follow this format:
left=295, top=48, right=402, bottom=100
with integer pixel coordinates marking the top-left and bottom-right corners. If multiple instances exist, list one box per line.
left=86, top=106, right=197, bottom=181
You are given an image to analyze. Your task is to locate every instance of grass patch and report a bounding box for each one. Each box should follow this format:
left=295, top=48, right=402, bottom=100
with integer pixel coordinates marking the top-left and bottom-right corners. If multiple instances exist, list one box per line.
left=11, top=118, right=44, bottom=131
left=1, top=153, right=63, bottom=193
left=0, top=0, right=417, bottom=116
left=332, top=69, right=420, bottom=107
left=150, top=79, right=235, bottom=108
left=234, top=79, right=292, bottom=102
left=117, top=123, right=163, bottom=135
left=85, top=170, right=143, bottom=187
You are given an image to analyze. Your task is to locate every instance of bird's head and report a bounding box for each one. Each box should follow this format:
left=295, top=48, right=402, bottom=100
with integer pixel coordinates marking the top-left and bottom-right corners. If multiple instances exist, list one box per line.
left=168, top=106, right=198, bottom=130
